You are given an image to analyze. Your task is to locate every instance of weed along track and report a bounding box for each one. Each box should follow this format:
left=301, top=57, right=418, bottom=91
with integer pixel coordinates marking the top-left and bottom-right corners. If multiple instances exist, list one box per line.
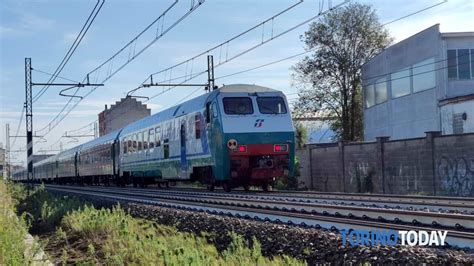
left=43, top=184, right=474, bottom=264
left=4, top=183, right=303, bottom=265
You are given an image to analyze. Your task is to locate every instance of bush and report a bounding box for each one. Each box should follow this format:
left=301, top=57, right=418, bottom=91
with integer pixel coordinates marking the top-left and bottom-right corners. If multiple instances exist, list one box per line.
left=10, top=184, right=86, bottom=234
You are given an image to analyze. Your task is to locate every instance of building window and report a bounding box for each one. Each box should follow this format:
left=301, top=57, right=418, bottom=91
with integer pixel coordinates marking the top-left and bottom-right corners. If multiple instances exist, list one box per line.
left=149, top=129, right=154, bottom=149
left=375, top=77, right=387, bottom=104
left=391, top=67, right=411, bottom=98
left=364, top=84, right=375, bottom=108
left=458, top=49, right=470, bottom=79
left=413, top=57, right=435, bottom=92
left=195, top=114, right=201, bottom=139
left=447, top=49, right=473, bottom=80
left=447, top=50, right=457, bottom=79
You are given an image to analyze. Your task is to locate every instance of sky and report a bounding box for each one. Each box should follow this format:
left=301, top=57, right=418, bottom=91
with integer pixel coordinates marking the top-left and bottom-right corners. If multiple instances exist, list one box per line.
left=1, top=0, right=473, bottom=165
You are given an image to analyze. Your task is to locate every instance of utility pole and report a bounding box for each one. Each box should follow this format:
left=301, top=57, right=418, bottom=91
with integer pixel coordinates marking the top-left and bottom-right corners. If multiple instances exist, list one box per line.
left=4, top=124, right=10, bottom=180
left=25, top=58, right=33, bottom=193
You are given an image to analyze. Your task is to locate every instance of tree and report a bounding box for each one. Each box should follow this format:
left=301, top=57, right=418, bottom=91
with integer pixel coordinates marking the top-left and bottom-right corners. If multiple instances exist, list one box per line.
left=292, top=3, right=392, bottom=141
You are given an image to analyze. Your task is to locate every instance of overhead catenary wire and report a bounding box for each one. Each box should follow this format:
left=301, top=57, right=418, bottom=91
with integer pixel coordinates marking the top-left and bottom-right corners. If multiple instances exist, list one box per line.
left=142, top=0, right=348, bottom=102
left=32, top=68, right=81, bottom=84
left=34, top=1, right=205, bottom=142
left=39, top=0, right=448, bottom=148
left=216, top=0, right=449, bottom=83
left=32, top=0, right=105, bottom=103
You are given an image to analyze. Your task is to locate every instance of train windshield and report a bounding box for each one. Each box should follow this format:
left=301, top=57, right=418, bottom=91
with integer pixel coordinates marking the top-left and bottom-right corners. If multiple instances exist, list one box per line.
left=223, top=97, right=253, bottom=115
left=257, top=97, right=287, bottom=114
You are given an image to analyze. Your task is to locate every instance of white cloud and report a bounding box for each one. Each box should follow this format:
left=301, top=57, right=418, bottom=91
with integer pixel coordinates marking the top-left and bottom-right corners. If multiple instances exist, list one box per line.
left=0, top=12, right=55, bottom=39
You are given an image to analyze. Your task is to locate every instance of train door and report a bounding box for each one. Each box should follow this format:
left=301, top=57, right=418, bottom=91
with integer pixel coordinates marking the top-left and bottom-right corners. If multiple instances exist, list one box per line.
left=179, top=123, right=187, bottom=178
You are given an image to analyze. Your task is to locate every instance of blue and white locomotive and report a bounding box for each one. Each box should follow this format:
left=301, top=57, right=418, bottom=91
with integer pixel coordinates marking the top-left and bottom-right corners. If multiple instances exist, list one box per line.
left=12, top=84, right=295, bottom=192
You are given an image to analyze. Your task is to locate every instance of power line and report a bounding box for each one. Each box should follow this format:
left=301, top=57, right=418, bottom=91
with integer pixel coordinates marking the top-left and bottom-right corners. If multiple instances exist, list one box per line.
left=216, top=0, right=448, bottom=83
left=381, top=0, right=447, bottom=26
left=32, top=68, right=81, bottom=84
left=32, top=0, right=105, bottom=103
left=10, top=106, right=25, bottom=148
left=142, top=0, right=348, bottom=102
left=139, top=0, right=305, bottom=89
left=216, top=50, right=312, bottom=80
left=34, top=1, right=205, bottom=141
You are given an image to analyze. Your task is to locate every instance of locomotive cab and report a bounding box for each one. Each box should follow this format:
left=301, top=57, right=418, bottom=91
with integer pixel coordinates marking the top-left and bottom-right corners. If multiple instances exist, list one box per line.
left=209, top=85, right=295, bottom=191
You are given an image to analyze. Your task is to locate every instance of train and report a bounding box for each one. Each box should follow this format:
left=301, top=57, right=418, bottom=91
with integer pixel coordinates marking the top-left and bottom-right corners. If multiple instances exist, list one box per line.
left=12, top=84, right=295, bottom=192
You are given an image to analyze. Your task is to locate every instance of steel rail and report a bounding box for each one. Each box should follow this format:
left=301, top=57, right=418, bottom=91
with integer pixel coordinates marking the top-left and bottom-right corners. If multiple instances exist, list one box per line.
left=43, top=185, right=474, bottom=249
left=43, top=185, right=474, bottom=230
left=46, top=185, right=474, bottom=212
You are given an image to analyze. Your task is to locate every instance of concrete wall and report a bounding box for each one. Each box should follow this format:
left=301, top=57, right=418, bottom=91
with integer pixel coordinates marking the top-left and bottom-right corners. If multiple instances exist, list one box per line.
left=297, top=132, right=474, bottom=197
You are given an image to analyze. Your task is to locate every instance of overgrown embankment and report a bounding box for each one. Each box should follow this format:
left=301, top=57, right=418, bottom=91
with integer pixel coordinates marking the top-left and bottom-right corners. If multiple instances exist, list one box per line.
left=0, top=181, right=35, bottom=265
left=7, top=183, right=303, bottom=265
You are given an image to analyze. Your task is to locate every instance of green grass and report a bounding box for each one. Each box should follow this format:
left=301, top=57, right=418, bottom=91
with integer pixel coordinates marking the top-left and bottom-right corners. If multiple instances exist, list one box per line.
left=7, top=183, right=304, bottom=265
left=14, top=184, right=85, bottom=234
left=57, top=205, right=304, bottom=265
left=0, top=181, right=30, bottom=265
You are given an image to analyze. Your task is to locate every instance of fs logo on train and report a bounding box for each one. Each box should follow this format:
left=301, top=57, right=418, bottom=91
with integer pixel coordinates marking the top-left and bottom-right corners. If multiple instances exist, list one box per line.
left=254, top=119, right=264, bottom=128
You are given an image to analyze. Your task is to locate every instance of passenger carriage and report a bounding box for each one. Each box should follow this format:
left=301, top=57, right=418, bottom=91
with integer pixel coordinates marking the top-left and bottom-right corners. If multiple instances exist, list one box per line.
left=13, top=84, right=295, bottom=192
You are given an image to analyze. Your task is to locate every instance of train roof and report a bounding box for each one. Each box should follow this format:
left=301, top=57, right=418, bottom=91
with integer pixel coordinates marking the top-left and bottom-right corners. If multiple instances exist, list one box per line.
left=217, top=84, right=278, bottom=93
left=120, top=84, right=280, bottom=135
left=80, top=129, right=122, bottom=151
left=31, top=84, right=282, bottom=164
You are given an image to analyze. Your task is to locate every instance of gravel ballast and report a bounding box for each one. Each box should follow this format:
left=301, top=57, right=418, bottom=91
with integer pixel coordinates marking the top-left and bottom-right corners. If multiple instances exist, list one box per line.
left=54, top=192, right=474, bottom=264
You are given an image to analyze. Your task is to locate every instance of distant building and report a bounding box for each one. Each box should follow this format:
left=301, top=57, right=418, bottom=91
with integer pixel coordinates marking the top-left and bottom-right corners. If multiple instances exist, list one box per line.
left=362, top=24, right=474, bottom=140
left=98, top=97, right=151, bottom=136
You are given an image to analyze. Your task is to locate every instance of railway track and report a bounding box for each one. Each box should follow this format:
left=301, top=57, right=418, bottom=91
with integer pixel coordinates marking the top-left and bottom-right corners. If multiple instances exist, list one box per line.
left=168, top=187, right=474, bottom=213
left=42, top=184, right=474, bottom=249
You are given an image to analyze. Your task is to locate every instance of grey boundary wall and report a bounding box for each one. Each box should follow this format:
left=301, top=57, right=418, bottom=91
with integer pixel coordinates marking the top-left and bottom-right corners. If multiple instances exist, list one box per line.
left=296, top=132, right=474, bottom=197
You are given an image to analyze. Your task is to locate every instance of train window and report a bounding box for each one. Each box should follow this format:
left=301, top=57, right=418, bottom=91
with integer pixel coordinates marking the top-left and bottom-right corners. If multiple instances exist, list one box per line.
left=143, top=130, right=149, bottom=150
left=195, top=114, right=201, bottom=139
left=257, top=97, right=287, bottom=114
left=138, top=132, right=143, bottom=151
left=128, top=138, right=132, bottom=153
left=155, top=126, right=161, bottom=147
left=211, top=102, right=218, bottom=118
left=149, top=129, right=155, bottom=149
left=163, top=139, right=169, bottom=159
left=133, top=134, right=138, bottom=151
left=223, top=97, right=253, bottom=115
left=123, top=138, right=128, bottom=154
